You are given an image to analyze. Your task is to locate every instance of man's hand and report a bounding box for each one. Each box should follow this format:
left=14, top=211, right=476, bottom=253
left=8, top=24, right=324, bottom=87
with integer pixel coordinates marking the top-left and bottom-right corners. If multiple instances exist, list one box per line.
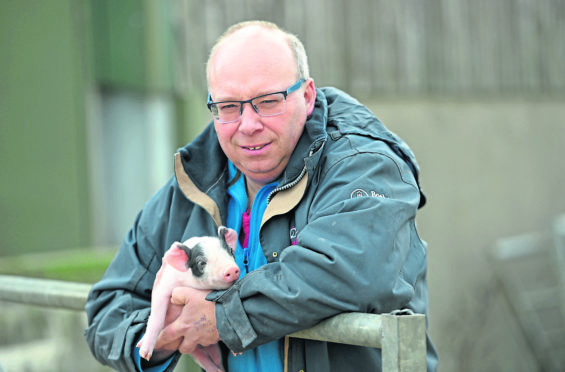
left=146, top=287, right=220, bottom=363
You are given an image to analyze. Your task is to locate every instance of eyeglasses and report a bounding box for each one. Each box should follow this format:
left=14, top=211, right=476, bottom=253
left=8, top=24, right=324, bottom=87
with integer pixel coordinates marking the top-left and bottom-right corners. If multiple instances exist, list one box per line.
left=207, top=79, right=305, bottom=124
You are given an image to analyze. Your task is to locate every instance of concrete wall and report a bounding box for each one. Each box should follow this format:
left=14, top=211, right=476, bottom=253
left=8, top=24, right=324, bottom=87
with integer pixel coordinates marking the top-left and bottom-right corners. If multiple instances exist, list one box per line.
left=368, top=97, right=565, bottom=371
left=0, top=302, right=200, bottom=372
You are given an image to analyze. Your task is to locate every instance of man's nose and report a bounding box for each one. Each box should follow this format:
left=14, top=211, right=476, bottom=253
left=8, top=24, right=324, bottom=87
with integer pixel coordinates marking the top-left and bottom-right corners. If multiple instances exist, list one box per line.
left=238, top=102, right=263, bottom=134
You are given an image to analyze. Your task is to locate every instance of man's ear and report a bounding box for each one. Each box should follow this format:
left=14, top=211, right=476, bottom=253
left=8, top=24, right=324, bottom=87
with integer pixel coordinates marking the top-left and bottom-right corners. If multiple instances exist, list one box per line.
left=304, top=78, right=317, bottom=116
left=164, top=243, right=189, bottom=271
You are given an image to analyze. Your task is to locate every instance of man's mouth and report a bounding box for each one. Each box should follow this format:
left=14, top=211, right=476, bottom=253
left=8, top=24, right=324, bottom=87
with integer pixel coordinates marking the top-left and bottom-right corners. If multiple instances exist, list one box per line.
left=243, top=144, right=267, bottom=151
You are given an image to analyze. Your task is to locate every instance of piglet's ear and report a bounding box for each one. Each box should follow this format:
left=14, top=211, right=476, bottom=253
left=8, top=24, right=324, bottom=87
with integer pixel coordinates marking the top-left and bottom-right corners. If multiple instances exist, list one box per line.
left=219, top=226, right=238, bottom=253
left=164, top=242, right=189, bottom=272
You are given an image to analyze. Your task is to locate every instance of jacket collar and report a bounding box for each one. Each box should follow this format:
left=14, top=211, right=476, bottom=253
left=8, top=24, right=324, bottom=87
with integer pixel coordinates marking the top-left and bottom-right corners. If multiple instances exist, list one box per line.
left=279, top=88, right=329, bottom=185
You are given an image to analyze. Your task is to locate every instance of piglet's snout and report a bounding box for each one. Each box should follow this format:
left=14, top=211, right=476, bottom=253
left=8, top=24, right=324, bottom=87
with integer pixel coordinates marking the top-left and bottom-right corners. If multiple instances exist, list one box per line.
left=224, top=266, right=240, bottom=283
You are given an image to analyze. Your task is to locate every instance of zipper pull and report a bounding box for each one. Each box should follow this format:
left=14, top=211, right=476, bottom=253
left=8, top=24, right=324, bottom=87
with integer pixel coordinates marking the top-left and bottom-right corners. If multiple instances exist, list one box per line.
left=243, top=247, right=250, bottom=273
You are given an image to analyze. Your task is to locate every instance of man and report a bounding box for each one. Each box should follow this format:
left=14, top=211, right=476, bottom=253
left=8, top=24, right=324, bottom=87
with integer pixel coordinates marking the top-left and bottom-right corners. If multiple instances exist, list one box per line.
left=85, top=20, right=439, bottom=371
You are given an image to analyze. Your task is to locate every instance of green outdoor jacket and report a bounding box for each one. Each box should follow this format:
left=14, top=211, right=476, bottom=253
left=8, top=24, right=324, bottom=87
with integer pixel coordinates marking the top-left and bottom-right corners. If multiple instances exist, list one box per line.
left=85, top=87, right=439, bottom=371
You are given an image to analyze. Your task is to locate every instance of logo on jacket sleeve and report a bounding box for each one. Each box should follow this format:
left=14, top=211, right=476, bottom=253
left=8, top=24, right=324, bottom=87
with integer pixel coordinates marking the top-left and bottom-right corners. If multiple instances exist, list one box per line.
left=350, top=188, right=386, bottom=199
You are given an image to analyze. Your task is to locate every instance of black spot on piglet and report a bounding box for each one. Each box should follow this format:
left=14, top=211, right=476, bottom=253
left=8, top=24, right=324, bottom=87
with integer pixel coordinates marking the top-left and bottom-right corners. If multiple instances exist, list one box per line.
left=187, top=243, right=207, bottom=278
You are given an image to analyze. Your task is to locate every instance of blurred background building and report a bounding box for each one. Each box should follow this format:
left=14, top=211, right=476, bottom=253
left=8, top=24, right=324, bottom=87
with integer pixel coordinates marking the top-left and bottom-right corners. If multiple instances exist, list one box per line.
left=1, top=0, right=564, bottom=371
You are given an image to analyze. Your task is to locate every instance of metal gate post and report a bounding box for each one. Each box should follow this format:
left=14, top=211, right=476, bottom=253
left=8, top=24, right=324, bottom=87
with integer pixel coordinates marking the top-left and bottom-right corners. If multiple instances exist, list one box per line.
left=382, top=312, right=427, bottom=372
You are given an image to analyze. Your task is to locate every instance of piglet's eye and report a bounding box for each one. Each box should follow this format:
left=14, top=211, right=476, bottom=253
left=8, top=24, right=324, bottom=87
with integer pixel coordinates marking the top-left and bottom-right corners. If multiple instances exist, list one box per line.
left=196, top=257, right=207, bottom=272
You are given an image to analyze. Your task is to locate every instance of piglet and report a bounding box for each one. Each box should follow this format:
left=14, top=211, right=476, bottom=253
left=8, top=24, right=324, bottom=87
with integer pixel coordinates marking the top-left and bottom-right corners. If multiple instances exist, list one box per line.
left=137, top=226, right=240, bottom=372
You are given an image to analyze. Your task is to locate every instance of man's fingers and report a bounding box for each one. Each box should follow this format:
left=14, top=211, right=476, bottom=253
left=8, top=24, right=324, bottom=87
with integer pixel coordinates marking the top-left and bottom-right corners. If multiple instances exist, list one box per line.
left=154, top=287, right=218, bottom=357
left=156, top=320, right=184, bottom=346
left=178, top=339, right=198, bottom=355
left=171, top=286, right=193, bottom=306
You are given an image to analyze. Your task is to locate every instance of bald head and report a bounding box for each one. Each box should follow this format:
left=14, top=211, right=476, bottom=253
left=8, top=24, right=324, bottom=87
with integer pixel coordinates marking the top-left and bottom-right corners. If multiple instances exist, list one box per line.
left=206, top=21, right=309, bottom=89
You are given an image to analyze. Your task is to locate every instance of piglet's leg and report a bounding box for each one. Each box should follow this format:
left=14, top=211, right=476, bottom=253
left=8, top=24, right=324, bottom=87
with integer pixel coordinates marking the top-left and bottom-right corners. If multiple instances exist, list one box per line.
left=137, top=289, right=172, bottom=361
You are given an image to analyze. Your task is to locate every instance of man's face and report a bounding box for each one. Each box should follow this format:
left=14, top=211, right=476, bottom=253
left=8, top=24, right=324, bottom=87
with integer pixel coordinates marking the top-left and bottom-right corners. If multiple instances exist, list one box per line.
left=208, top=28, right=316, bottom=189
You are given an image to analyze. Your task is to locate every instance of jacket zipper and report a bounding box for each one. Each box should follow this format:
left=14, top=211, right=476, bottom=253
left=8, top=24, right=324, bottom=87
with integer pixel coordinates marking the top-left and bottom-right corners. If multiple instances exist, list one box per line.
left=267, top=165, right=308, bottom=204
left=267, top=142, right=325, bottom=203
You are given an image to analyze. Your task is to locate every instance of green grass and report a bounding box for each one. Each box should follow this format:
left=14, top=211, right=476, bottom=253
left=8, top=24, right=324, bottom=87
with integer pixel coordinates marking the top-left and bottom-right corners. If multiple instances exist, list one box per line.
left=0, top=248, right=117, bottom=283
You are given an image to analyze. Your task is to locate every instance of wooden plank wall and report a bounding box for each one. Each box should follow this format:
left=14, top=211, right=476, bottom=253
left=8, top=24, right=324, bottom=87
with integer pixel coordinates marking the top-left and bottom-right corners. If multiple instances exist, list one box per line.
left=167, top=0, right=565, bottom=98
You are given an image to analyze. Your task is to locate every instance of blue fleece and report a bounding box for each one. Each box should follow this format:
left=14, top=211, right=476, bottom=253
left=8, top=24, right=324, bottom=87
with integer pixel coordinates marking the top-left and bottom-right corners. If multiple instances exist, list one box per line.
left=225, top=161, right=283, bottom=372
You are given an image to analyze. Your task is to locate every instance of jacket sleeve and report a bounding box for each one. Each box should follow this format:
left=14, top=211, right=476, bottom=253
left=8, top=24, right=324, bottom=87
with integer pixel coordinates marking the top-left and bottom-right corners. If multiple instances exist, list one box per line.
left=84, top=193, right=183, bottom=372
left=210, top=141, right=428, bottom=352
